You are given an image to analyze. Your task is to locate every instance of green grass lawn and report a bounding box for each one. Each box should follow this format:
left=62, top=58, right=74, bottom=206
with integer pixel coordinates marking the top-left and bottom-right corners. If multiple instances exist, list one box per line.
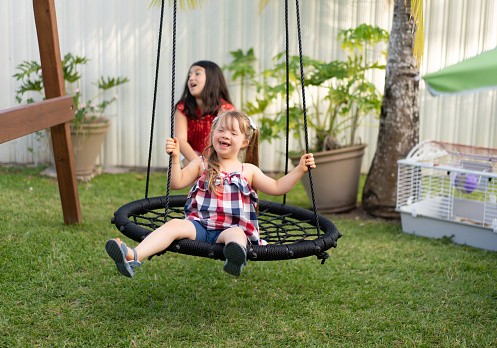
left=1, top=166, right=496, bottom=347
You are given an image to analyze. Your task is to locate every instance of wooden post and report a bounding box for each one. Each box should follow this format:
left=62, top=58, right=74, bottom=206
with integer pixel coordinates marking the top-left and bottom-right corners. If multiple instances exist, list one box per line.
left=33, top=0, right=81, bottom=224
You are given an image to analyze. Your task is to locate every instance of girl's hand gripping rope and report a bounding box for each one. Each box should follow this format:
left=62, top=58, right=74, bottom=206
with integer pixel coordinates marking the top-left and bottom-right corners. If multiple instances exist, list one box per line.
left=166, top=138, right=181, bottom=163
left=299, top=153, right=316, bottom=172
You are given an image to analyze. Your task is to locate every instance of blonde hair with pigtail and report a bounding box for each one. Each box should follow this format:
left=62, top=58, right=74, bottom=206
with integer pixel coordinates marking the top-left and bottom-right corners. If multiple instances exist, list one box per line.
left=202, top=111, right=259, bottom=194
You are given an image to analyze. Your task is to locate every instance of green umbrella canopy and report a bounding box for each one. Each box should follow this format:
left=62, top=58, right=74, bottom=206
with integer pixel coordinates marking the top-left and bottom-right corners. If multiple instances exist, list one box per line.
left=422, top=47, right=497, bottom=96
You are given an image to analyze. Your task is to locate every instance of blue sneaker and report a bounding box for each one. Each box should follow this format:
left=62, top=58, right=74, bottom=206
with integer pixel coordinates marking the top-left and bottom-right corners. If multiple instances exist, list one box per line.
left=223, top=242, right=247, bottom=276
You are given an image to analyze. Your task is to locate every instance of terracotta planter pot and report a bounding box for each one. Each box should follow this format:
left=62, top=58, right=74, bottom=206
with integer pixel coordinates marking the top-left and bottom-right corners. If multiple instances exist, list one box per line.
left=70, top=118, right=111, bottom=176
left=290, top=144, right=367, bottom=213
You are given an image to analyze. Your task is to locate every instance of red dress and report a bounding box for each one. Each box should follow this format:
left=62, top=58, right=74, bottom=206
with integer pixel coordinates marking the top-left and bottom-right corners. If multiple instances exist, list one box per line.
left=177, top=101, right=235, bottom=154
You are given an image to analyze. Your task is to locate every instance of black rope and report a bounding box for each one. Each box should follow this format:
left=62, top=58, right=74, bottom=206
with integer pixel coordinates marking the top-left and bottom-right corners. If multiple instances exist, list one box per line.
left=113, top=0, right=341, bottom=265
left=125, top=203, right=320, bottom=245
left=295, top=0, right=320, bottom=234
left=163, top=0, right=177, bottom=219
left=144, top=0, right=319, bottom=233
left=145, top=0, right=166, bottom=199
left=112, top=196, right=340, bottom=262
left=283, top=0, right=290, bottom=206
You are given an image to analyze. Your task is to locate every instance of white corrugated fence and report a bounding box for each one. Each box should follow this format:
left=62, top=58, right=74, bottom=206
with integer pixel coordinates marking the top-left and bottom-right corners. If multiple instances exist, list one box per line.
left=1, top=0, right=496, bottom=172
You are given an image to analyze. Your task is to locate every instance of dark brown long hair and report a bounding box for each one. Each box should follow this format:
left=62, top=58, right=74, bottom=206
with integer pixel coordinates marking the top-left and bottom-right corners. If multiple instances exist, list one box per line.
left=175, top=60, right=233, bottom=120
left=203, top=111, right=260, bottom=194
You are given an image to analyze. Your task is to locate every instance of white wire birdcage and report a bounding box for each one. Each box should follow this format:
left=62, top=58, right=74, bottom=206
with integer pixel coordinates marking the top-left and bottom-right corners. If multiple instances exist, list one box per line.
left=396, top=140, right=497, bottom=251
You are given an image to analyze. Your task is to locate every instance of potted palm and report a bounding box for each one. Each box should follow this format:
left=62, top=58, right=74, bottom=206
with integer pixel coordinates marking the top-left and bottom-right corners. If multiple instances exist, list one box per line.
left=227, top=24, right=388, bottom=212
left=13, top=53, right=129, bottom=176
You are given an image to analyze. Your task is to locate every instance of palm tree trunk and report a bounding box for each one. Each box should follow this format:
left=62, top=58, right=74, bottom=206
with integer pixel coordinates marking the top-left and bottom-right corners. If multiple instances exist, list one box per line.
left=362, top=0, right=420, bottom=218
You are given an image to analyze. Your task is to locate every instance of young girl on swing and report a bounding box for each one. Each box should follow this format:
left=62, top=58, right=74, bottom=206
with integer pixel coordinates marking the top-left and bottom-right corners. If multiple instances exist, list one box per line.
left=175, top=60, right=235, bottom=165
left=106, top=111, right=316, bottom=277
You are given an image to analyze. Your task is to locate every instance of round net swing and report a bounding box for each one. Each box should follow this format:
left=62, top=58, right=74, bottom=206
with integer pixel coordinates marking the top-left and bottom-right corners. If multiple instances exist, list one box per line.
left=112, top=0, right=341, bottom=263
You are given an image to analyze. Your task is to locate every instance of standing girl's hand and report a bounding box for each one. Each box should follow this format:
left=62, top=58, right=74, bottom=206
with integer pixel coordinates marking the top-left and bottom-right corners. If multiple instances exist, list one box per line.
left=299, top=153, right=316, bottom=172
left=166, top=138, right=180, bottom=158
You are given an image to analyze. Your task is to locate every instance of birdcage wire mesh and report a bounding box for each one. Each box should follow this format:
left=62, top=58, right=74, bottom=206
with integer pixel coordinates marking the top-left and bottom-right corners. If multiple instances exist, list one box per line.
left=397, top=140, right=497, bottom=231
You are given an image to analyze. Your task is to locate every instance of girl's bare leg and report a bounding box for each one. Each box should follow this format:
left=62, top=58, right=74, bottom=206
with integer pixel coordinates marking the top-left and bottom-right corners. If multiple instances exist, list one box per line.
left=117, top=219, right=196, bottom=262
left=216, top=227, right=248, bottom=276
left=215, top=227, right=247, bottom=247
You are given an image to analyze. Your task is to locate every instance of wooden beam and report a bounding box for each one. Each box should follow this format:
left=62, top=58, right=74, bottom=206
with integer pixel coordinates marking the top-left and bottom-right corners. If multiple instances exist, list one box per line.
left=33, top=0, right=81, bottom=225
left=0, top=96, right=74, bottom=144
left=33, top=0, right=65, bottom=99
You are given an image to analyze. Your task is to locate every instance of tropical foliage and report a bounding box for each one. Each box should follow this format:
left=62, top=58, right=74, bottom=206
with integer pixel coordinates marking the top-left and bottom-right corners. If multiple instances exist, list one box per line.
left=13, top=53, right=129, bottom=127
left=148, top=0, right=205, bottom=11
left=225, top=24, right=389, bottom=154
left=223, top=48, right=257, bottom=108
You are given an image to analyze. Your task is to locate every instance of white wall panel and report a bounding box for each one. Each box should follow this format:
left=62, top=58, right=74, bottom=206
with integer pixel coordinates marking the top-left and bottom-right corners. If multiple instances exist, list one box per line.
left=421, top=0, right=497, bottom=152
left=1, top=0, right=496, bottom=173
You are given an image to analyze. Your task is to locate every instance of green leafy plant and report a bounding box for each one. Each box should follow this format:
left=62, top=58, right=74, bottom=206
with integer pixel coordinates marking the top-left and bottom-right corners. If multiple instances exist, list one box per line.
left=13, top=53, right=129, bottom=128
left=223, top=48, right=257, bottom=107
left=230, top=24, right=389, bottom=154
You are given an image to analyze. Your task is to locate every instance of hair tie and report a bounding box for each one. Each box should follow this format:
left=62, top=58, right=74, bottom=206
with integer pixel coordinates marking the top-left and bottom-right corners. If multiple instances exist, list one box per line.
left=247, top=116, right=257, bottom=130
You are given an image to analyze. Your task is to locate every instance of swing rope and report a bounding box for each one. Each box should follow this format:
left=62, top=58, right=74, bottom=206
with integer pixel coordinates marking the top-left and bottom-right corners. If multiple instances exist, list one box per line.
left=145, top=0, right=167, bottom=199
left=163, top=0, right=177, bottom=217
left=143, top=0, right=176, bottom=220
left=145, top=0, right=318, bottom=229
left=112, top=0, right=340, bottom=263
left=283, top=0, right=290, bottom=206
left=294, top=0, right=321, bottom=236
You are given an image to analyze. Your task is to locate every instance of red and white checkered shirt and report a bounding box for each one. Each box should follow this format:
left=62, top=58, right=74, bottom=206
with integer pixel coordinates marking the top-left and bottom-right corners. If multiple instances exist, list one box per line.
left=184, top=159, right=260, bottom=244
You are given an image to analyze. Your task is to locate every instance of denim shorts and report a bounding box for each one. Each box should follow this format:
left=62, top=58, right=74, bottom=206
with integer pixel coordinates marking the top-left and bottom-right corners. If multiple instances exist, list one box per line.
left=189, top=220, right=223, bottom=243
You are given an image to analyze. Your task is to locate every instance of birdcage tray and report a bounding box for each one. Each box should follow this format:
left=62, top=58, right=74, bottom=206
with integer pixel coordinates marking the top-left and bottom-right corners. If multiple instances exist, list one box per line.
left=398, top=198, right=497, bottom=251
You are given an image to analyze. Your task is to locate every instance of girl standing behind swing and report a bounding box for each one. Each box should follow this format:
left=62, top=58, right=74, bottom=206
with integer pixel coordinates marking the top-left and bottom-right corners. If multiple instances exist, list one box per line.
left=106, top=111, right=316, bottom=277
left=175, top=60, right=235, bottom=165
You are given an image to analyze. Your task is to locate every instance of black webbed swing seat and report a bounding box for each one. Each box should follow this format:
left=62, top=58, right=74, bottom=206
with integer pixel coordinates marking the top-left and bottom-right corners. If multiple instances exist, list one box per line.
left=112, top=0, right=340, bottom=263
left=112, top=195, right=340, bottom=262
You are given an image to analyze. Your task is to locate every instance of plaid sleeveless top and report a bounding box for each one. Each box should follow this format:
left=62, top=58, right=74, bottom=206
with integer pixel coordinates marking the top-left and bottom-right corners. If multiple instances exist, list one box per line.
left=184, top=159, right=260, bottom=244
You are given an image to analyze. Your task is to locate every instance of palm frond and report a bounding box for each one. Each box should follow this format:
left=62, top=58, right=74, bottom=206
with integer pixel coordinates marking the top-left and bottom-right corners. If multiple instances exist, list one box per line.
left=258, top=0, right=272, bottom=14
left=407, top=0, right=423, bottom=68
left=148, top=0, right=205, bottom=11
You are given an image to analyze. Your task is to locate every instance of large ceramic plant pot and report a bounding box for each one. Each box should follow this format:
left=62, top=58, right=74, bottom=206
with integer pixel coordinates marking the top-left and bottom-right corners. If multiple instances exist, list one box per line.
left=290, top=144, right=367, bottom=213
left=70, top=117, right=111, bottom=176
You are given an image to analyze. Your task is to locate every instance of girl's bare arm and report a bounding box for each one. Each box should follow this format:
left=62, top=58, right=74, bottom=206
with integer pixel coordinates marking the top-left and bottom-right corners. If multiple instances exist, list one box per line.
left=174, top=109, right=199, bottom=162
left=166, top=137, right=202, bottom=189
left=248, top=154, right=316, bottom=196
